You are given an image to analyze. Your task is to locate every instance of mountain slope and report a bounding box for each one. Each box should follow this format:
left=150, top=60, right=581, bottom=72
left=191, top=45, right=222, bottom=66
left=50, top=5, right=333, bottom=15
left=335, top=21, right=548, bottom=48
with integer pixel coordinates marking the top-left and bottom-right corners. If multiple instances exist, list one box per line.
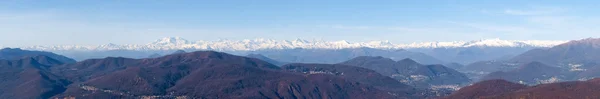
left=281, top=63, right=418, bottom=94
left=445, top=78, right=600, bottom=99
left=441, top=79, right=527, bottom=99
left=413, top=64, right=471, bottom=86
left=339, top=56, right=470, bottom=88
left=480, top=62, right=573, bottom=85
left=459, top=38, right=600, bottom=83
left=488, top=78, right=600, bottom=99
left=52, top=51, right=405, bottom=99
left=462, top=61, right=520, bottom=74
left=51, top=57, right=138, bottom=82
left=510, top=38, right=600, bottom=67
left=147, top=50, right=187, bottom=58
left=0, top=56, right=71, bottom=99
left=444, top=63, right=465, bottom=70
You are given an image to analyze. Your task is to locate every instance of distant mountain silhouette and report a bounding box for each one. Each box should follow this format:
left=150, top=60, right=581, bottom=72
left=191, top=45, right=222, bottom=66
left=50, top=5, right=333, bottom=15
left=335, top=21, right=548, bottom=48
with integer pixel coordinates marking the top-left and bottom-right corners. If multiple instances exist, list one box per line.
left=445, top=78, right=600, bottom=99
left=462, top=61, right=519, bottom=75
left=409, top=46, right=535, bottom=64
left=339, top=56, right=470, bottom=88
left=56, top=49, right=152, bottom=61
left=246, top=54, right=287, bottom=66
left=147, top=53, right=161, bottom=58
left=0, top=48, right=75, bottom=63
left=460, top=38, right=600, bottom=83
left=49, top=51, right=402, bottom=99
left=511, top=38, right=600, bottom=67
left=248, top=47, right=445, bottom=65
left=444, top=63, right=465, bottom=70
left=171, top=50, right=186, bottom=54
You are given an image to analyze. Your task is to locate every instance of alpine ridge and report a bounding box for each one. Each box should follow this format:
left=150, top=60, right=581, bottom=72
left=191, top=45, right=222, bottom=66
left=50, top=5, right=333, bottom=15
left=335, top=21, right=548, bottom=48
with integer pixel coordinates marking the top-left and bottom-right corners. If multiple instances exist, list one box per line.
left=23, top=37, right=567, bottom=51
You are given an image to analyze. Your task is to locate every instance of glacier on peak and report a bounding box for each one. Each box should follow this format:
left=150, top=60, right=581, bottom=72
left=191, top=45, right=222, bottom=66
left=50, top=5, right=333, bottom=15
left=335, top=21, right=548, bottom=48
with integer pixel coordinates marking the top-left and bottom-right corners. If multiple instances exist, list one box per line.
left=21, top=37, right=568, bottom=51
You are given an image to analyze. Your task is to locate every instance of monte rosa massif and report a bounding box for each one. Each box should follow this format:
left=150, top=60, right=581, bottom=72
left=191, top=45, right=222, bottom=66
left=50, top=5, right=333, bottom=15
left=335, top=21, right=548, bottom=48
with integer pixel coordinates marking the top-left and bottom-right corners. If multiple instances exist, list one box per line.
left=20, top=37, right=567, bottom=51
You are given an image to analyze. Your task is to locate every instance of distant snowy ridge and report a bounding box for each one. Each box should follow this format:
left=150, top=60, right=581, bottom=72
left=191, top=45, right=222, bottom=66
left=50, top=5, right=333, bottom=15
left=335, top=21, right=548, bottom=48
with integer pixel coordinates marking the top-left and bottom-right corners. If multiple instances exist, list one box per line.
left=23, top=37, right=568, bottom=51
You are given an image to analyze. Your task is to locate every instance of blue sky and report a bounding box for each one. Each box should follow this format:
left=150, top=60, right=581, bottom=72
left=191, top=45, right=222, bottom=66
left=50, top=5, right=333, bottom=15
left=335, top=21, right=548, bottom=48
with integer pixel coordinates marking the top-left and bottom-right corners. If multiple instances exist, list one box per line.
left=1, top=0, right=600, bottom=46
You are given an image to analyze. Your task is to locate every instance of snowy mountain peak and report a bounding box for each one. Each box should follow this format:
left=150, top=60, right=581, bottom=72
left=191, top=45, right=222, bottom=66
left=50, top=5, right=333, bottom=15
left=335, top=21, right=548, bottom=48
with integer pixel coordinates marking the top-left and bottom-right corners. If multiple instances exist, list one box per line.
left=334, top=40, right=351, bottom=44
left=151, top=37, right=191, bottom=45
left=22, top=37, right=569, bottom=51
left=292, top=38, right=310, bottom=43
left=463, top=38, right=521, bottom=47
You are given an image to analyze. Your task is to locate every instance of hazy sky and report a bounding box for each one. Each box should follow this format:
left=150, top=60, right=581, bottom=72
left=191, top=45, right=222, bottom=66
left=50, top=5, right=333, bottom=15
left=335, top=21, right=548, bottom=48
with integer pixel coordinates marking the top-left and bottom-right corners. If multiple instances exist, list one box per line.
left=1, top=0, right=600, bottom=47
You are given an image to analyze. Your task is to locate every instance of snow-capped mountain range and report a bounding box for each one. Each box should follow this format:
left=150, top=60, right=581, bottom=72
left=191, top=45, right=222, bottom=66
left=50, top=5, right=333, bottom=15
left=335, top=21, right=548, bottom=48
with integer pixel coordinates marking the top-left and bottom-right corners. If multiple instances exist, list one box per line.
left=21, top=37, right=568, bottom=51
